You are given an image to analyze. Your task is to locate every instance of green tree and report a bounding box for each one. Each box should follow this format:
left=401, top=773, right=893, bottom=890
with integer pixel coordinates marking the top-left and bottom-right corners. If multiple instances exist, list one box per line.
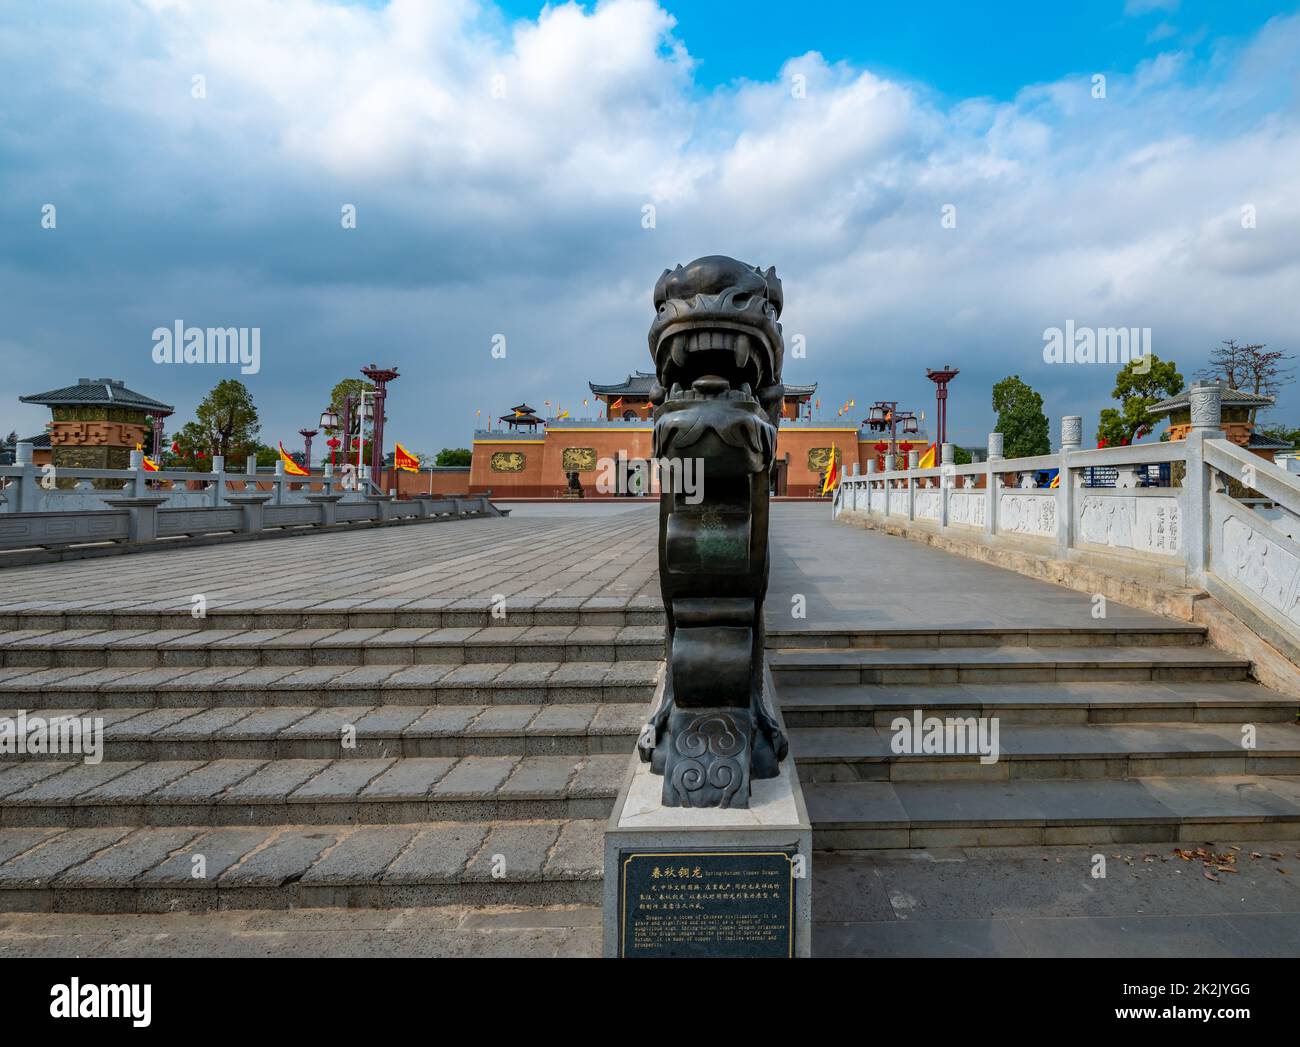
left=1257, top=423, right=1300, bottom=448
left=1095, top=352, right=1183, bottom=447
left=992, top=375, right=1050, bottom=458
left=953, top=446, right=973, bottom=466
left=200, top=379, right=261, bottom=458
left=328, top=378, right=373, bottom=415
left=327, top=378, right=386, bottom=431
left=435, top=447, right=472, bottom=467
left=170, top=421, right=214, bottom=471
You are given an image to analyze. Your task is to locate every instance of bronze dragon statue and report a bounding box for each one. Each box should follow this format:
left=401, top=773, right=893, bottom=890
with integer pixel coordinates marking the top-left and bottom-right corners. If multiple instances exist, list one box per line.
left=636, top=254, right=790, bottom=808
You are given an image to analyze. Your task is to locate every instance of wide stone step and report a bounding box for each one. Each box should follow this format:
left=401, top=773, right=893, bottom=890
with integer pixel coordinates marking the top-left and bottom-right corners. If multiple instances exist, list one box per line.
left=777, top=681, right=1299, bottom=726
left=805, top=775, right=1300, bottom=849
left=0, top=660, right=662, bottom=708
left=769, top=645, right=1252, bottom=684
left=0, top=600, right=666, bottom=634
left=0, top=818, right=603, bottom=913
left=0, top=754, right=627, bottom=827
left=0, top=703, right=645, bottom=761
left=791, top=722, right=1300, bottom=782
left=0, top=625, right=664, bottom=669
left=766, top=624, right=1207, bottom=649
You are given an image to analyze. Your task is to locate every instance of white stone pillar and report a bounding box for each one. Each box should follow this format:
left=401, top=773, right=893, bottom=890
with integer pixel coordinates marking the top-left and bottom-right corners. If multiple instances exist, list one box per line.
left=129, top=449, right=147, bottom=497
left=210, top=455, right=225, bottom=506
left=1183, top=381, right=1224, bottom=586
left=13, top=441, right=36, bottom=513
left=985, top=432, right=1003, bottom=536
left=906, top=450, right=919, bottom=521
left=1058, top=416, right=1081, bottom=553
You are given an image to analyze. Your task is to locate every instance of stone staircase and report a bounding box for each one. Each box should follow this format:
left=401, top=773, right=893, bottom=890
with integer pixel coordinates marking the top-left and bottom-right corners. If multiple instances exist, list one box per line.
left=0, top=606, right=662, bottom=912
left=767, top=624, right=1300, bottom=850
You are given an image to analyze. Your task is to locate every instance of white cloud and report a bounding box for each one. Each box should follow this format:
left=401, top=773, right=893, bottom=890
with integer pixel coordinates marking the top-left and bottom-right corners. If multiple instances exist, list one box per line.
left=3, top=0, right=1299, bottom=451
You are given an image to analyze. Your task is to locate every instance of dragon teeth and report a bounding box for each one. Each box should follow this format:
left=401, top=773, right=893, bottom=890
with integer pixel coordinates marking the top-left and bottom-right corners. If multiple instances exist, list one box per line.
left=734, top=333, right=751, bottom=370
left=670, top=335, right=687, bottom=366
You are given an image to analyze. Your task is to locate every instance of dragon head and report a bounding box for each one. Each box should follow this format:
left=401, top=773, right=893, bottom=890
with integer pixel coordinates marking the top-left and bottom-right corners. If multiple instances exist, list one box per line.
left=647, top=255, right=785, bottom=423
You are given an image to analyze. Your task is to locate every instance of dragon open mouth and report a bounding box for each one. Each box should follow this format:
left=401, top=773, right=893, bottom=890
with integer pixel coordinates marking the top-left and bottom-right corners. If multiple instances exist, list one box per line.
left=654, top=326, right=767, bottom=399
left=646, top=255, right=786, bottom=415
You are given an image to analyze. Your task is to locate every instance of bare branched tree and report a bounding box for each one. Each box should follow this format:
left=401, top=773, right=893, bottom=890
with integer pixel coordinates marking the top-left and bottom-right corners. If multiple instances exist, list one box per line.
left=1197, top=339, right=1295, bottom=420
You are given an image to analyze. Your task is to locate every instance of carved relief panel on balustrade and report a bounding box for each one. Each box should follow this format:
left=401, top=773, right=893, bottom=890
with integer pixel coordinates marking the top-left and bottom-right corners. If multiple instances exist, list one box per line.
left=1214, top=511, right=1300, bottom=631
left=998, top=493, right=1057, bottom=538
left=948, top=490, right=986, bottom=529
left=1076, top=493, right=1182, bottom=556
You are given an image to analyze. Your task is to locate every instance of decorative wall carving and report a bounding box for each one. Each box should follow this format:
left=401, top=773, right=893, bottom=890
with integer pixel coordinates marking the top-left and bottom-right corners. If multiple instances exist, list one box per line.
left=1077, top=495, right=1180, bottom=554
left=807, top=447, right=833, bottom=471
left=490, top=451, right=526, bottom=472
left=1217, top=514, right=1300, bottom=625
left=914, top=490, right=941, bottom=520
left=999, top=494, right=1056, bottom=537
left=949, top=491, right=986, bottom=528
left=561, top=447, right=597, bottom=472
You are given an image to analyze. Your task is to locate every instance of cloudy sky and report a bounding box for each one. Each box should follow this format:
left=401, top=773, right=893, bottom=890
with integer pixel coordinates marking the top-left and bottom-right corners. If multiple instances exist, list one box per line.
left=2, top=0, right=1298, bottom=456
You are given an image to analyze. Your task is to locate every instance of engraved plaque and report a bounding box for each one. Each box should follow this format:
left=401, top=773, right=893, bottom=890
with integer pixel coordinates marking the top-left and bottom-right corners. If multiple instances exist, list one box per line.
left=490, top=451, right=526, bottom=473
left=561, top=447, right=598, bottom=473
left=807, top=447, right=832, bottom=471
left=619, top=848, right=795, bottom=958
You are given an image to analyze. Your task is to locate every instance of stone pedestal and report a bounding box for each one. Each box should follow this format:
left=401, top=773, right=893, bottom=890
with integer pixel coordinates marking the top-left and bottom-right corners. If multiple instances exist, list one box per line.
left=603, top=670, right=812, bottom=957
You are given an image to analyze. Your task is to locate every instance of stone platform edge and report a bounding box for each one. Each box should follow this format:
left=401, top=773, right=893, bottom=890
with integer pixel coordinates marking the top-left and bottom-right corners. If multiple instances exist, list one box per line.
left=600, top=665, right=814, bottom=958
left=838, top=508, right=1300, bottom=700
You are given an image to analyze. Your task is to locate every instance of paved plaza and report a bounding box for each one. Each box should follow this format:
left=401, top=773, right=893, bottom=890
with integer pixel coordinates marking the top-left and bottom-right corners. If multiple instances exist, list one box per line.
left=0, top=501, right=1167, bottom=631
left=1, top=503, right=1297, bottom=957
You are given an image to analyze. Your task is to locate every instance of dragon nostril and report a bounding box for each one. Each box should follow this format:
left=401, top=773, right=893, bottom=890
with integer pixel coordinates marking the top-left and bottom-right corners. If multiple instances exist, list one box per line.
left=732, top=293, right=751, bottom=308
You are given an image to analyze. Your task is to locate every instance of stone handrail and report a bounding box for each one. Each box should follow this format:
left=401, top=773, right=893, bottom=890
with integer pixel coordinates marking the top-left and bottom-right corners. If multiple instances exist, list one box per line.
left=833, top=382, right=1300, bottom=658
left=0, top=492, right=498, bottom=560
left=0, top=445, right=384, bottom=514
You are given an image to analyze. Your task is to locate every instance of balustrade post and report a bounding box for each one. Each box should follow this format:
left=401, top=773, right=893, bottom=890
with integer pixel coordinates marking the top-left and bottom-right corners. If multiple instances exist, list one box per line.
left=14, top=440, right=36, bottom=513
left=1183, top=381, right=1224, bottom=586
left=986, top=432, right=1003, bottom=536
left=940, top=443, right=954, bottom=530
left=906, top=450, right=919, bottom=521
left=210, top=455, right=226, bottom=507
left=129, top=449, right=147, bottom=498
left=1058, top=416, right=1081, bottom=554
left=274, top=461, right=286, bottom=505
